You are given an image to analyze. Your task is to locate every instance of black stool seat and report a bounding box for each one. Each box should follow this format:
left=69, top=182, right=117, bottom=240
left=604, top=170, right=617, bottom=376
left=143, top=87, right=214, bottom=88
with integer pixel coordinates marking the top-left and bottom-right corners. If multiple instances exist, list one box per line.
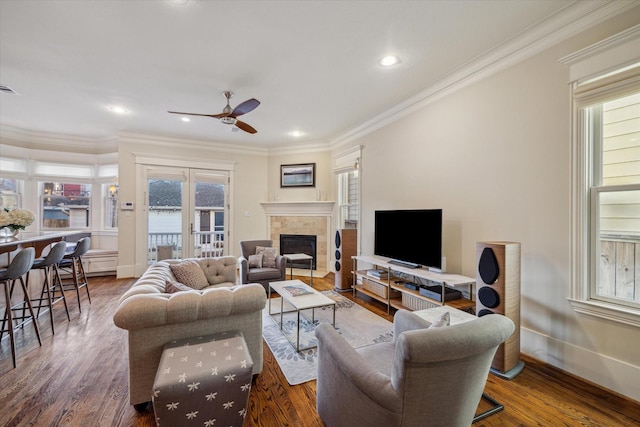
left=0, top=247, right=41, bottom=368
left=26, top=241, right=70, bottom=335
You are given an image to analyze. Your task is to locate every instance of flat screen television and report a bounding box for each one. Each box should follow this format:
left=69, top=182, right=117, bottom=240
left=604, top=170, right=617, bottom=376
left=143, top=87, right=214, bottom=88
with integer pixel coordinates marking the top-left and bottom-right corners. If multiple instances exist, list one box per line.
left=374, top=209, right=442, bottom=269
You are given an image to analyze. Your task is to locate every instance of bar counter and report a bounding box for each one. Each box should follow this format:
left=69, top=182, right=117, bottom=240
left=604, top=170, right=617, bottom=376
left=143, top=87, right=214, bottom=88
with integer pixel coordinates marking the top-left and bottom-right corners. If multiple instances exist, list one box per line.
left=0, top=231, right=86, bottom=259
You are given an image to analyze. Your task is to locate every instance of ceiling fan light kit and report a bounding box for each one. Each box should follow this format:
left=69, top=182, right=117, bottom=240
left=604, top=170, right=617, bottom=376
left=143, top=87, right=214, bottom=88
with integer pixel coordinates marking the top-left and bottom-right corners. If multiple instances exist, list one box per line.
left=168, top=90, right=260, bottom=134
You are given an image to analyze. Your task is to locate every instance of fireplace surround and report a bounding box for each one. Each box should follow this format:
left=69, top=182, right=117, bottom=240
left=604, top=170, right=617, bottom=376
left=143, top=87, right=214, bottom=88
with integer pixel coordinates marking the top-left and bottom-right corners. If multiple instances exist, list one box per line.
left=261, top=201, right=334, bottom=274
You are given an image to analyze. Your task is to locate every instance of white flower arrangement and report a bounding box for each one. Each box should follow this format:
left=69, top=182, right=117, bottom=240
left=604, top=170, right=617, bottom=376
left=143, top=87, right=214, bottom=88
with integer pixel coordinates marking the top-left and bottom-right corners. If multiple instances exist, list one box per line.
left=0, top=208, right=36, bottom=231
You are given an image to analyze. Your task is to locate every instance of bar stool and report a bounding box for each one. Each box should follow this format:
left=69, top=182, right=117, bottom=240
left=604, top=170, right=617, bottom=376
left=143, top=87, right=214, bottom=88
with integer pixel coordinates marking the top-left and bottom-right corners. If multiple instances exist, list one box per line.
left=26, top=241, right=70, bottom=335
left=0, top=247, right=41, bottom=368
left=58, top=237, right=91, bottom=312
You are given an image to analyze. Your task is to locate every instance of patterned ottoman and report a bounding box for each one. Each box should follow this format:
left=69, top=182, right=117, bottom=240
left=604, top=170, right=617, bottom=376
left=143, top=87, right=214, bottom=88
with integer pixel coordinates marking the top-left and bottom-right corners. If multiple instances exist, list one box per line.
left=152, top=331, right=253, bottom=427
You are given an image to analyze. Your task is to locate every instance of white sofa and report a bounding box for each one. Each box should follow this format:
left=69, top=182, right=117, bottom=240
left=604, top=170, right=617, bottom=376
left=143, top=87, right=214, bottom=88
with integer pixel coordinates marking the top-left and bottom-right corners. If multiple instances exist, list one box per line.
left=113, top=257, right=267, bottom=408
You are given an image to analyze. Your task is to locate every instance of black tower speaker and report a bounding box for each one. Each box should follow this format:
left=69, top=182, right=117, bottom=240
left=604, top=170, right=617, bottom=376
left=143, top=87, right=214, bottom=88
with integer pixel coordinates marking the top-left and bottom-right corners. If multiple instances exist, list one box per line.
left=334, top=229, right=356, bottom=291
left=476, top=241, right=524, bottom=379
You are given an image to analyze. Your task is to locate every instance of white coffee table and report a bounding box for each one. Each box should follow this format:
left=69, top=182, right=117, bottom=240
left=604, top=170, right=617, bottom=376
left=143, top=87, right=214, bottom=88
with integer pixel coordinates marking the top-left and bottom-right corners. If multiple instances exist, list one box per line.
left=268, top=279, right=336, bottom=352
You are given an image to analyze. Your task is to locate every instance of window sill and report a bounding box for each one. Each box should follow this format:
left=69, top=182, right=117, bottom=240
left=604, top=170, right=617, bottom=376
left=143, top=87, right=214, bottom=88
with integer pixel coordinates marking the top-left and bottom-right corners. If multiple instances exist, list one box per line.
left=568, top=298, right=640, bottom=327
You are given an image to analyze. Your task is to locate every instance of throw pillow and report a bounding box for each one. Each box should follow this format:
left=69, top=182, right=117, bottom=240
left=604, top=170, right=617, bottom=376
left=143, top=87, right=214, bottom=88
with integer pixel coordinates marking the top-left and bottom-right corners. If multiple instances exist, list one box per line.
left=428, top=311, right=451, bottom=328
left=169, top=259, right=209, bottom=290
left=165, top=280, right=197, bottom=294
left=256, top=246, right=278, bottom=268
left=248, top=253, right=263, bottom=268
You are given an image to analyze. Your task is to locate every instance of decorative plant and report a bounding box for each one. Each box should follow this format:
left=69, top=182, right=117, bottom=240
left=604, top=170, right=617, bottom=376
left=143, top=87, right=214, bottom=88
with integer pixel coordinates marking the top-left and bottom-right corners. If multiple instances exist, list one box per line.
left=0, top=208, right=36, bottom=231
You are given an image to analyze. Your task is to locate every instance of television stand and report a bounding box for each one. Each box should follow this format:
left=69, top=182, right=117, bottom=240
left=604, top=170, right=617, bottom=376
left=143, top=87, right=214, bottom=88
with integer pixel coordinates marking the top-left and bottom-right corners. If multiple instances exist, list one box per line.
left=388, top=259, right=420, bottom=269
left=352, top=255, right=475, bottom=314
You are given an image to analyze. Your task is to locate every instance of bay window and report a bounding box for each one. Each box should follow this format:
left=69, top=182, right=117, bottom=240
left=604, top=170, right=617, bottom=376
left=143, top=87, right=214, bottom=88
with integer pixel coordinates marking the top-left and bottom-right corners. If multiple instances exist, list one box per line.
left=41, top=182, right=92, bottom=229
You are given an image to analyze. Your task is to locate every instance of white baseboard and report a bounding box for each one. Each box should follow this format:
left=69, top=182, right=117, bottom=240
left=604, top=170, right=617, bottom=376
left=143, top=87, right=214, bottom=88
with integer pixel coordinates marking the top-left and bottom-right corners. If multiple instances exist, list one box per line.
left=116, top=264, right=136, bottom=279
left=521, top=327, right=640, bottom=402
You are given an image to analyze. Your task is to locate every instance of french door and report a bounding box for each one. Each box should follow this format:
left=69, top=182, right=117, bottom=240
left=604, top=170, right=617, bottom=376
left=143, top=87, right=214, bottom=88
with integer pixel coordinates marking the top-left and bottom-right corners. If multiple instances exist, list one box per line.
left=142, top=166, right=229, bottom=265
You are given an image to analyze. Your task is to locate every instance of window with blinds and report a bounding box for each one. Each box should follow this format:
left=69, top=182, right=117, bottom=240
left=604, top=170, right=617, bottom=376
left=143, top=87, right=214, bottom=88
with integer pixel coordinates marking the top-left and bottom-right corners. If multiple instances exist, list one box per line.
left=339, top=170, right=359, bottom=229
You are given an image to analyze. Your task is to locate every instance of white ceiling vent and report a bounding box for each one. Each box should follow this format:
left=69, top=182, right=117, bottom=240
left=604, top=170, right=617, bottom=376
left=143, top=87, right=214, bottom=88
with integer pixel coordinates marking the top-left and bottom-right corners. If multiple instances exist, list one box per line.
left=0, top=85, right=20, bottom=95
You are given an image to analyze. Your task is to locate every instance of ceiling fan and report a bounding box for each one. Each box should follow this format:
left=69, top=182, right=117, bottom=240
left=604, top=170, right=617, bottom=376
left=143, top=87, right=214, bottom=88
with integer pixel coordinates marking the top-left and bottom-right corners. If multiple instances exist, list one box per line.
left=168, top=91, right=260, bottom=134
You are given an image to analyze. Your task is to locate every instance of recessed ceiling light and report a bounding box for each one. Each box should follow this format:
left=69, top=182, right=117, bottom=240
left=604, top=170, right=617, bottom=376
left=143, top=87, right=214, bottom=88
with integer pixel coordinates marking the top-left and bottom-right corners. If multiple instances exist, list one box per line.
left=289, top=130, right=304, bottom=137
left=109, top=105, right=129, bottom=114
left=181, top=117, right=191, bottom=122
left=379, top=55, right=400, bottom=67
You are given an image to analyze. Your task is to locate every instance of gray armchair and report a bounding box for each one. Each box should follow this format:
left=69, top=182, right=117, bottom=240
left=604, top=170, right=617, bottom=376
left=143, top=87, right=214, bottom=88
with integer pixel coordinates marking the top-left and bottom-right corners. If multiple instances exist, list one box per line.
left=315, top=309, right=515, bottom=427
left=238, top=239, right=286, bottom=290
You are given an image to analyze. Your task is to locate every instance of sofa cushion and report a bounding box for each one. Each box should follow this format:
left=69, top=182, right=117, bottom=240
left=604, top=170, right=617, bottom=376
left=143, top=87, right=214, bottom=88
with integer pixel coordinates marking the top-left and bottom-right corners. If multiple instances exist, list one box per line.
left=197, top=257, right=238, bottom=286
left=248, top=253, right=263, bottom=268
left=247, top=267, right=283, bottom=282
left=166, top=280, right=198, bottom=293
left=256, top=246, right=277, bottom=268
left=169, top=259, right=209, bottom=290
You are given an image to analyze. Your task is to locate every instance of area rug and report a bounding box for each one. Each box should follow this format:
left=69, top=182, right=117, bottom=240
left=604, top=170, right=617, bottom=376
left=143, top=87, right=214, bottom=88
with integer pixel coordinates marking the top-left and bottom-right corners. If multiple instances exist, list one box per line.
left=262, top=290, right=393, bottom=385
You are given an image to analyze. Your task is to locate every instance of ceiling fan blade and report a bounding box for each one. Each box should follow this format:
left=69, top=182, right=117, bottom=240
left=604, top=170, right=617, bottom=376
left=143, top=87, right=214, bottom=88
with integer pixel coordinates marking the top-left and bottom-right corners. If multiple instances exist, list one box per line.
left=230, top=98, right=260, bottom=117
left=235, top=120, right=257, bottom=134
left=167, top=111, right=226, bottom=118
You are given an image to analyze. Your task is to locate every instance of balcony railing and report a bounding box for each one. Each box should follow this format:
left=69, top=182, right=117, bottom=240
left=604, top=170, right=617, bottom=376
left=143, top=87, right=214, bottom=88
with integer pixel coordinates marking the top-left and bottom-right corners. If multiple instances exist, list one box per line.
left=148, top=231, right=224, bottom=262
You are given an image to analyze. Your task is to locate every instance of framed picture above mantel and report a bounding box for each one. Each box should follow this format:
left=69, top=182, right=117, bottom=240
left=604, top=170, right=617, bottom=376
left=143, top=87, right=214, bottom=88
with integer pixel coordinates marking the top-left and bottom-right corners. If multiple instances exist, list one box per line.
left=281, top=163, right=316, bottom=188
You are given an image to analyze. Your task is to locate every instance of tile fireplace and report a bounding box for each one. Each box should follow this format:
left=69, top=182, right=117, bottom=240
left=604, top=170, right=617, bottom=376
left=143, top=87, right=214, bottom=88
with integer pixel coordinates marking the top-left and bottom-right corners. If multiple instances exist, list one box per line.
left=261, top=201, right=335, bottom=274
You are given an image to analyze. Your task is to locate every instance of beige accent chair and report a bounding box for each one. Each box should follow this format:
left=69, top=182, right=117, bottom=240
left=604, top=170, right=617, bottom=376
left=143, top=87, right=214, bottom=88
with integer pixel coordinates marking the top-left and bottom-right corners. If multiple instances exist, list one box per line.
left=113, top=257, right=266, bottom=410
left=315, top=309, right=515, bottom=427
left=238, top=239, right=286, bottom=290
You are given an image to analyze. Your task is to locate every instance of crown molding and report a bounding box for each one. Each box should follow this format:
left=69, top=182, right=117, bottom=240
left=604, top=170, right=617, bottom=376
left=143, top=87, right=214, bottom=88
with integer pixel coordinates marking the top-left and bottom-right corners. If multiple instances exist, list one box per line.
left=329, top=0, right=639, bottom=149
left=266, top=140, right=331, bottom=156
left=0, top=124, right=118, bottom=154
left=120, top=131, right=331, bottom=156
left=117, top=131, right=270, bottom=156
left=0, top=124, right=332, bottom=157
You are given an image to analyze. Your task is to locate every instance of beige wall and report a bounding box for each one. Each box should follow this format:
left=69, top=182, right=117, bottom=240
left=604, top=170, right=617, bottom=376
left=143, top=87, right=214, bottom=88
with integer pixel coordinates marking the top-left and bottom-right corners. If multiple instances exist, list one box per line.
left=116, top=138, right=332, bottom=276
left=116, top=137, right=269, bottom=275
left=336, top=11, right=640, bottom=400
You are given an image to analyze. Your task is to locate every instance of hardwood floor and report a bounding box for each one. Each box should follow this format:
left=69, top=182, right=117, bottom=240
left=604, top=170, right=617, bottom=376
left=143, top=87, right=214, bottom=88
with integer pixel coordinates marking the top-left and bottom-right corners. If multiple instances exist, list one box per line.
left=1, top=274, right=638, bottom=426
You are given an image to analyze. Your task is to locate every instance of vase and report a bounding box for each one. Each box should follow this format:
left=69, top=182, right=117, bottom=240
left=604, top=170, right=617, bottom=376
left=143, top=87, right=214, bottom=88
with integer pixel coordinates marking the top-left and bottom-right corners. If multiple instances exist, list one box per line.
left=0, top=227, right=19, bottom=238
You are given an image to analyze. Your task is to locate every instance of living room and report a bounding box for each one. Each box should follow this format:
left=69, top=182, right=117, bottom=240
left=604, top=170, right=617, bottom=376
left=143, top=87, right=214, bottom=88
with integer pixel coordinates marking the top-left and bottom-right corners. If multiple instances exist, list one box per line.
left=1, top=1, right=639, bottom=425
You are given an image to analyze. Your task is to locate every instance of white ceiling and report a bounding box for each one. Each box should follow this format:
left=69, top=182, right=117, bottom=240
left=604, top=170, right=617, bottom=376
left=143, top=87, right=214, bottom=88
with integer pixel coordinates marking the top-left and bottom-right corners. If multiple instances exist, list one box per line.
left=0, top=0, right=626, bottom=150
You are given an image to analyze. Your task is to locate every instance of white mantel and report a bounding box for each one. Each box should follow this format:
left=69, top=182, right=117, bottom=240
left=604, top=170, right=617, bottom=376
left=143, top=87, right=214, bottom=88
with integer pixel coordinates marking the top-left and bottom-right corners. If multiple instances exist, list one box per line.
left=260, top=201, right=335, bottom=216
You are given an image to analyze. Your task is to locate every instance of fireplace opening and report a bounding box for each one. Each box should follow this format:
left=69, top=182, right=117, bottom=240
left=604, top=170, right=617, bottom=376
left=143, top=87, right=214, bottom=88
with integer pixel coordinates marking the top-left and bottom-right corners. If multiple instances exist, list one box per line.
left=280, top=234, right=317, bottom=269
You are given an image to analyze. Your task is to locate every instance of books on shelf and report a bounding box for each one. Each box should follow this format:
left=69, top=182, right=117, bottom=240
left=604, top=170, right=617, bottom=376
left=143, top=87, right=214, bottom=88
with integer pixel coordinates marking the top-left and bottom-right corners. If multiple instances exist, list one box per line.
left=283, top=285, right=313, bottom=297
left=367, top=269, right=389, bottom=279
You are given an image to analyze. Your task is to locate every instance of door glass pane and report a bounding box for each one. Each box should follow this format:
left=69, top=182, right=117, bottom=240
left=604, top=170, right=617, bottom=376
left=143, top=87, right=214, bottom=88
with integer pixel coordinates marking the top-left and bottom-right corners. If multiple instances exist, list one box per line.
left=148, top=178, right=183, bottom=262
left=193, top=181, right=225, bottom=257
